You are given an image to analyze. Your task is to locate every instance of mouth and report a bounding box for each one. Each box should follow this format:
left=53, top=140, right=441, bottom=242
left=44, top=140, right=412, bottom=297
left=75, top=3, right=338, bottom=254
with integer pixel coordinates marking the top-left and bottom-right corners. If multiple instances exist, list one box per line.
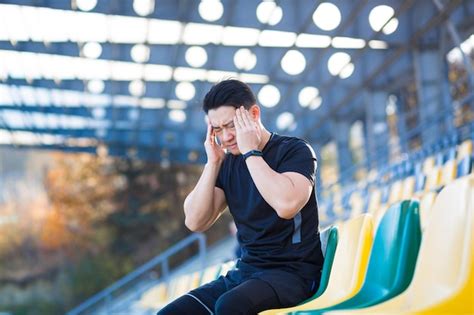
left=228, top=143, right=238, bottom=150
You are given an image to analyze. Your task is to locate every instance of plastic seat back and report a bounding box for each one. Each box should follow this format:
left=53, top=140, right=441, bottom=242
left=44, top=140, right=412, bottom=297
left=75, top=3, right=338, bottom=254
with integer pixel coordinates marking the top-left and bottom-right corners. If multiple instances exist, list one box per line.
left=401, top=176, right=415, bottom=199
left=313, top=226, right=338, bottom=299
left=259, top=215, right=374, bottom=315
left=349, top=192, right=364, bottom=218
left=315, top=200, right=422, bottom=312
left=457, top=140, right=473, bottom=177
left=419, top=191, right=437, bottom=230
left=415, top=188, right=474, bottom=314
left=199, top=263, right=221, bottom=285
left=388, top=180, right=403, bottom=204
left=138, top=282, right=168, bottom=310
left=333, top=175, right=474, bottom=314
left=409, top=175, right=474, bottom=310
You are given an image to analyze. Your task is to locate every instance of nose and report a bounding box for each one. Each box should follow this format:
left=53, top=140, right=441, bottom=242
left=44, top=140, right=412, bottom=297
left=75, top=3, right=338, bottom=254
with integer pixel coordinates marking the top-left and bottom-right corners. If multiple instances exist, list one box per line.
left=222, top=128, right=233, bottom=142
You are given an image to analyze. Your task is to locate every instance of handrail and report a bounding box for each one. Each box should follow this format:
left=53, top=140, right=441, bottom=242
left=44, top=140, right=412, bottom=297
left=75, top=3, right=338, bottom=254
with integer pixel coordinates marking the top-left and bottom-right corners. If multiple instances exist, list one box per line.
left=67, top=232, right=206, bottom=315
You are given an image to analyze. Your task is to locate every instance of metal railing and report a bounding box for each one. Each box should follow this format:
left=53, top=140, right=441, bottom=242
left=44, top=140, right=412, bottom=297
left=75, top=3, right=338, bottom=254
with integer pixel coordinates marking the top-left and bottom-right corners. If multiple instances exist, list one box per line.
left=67, top=232, right=206, bottom=315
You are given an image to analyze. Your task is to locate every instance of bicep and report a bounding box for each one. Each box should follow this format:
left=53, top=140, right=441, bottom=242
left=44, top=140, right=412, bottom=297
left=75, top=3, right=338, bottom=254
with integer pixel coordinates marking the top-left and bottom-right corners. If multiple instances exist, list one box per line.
left=282, top=172, right=313, bottom=208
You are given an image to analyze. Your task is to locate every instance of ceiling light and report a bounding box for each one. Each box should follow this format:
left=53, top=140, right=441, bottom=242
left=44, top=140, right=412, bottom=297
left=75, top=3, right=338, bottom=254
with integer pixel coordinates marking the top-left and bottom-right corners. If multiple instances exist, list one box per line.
left=296, top=33, right=332, bottom=48
left=328, top=52, right=351, bottom=76
left=175, top=82, right=195, bottom=101
left=76, top=0, right=97, bottom=11
left=87, top=79, right=105, bottom=94
left=185, top=46, right=208, bottom=68
left=259, top=30, right=296, bottom=47
left=312, top=2, right=341, bottom=31
left=338, top=62, right=354, bottom=79
left=129, top=80, right=146, bottom=96
left=281, top=50, right=306, bottom=75
left=258, top=84, right=280, bottom=108
left=276, top=112, right=294, bottom=130
left=369, top=5, right=399, bottom=35
left=131, top=44, right=150, bottom=63
left=234, top=48, right=257, bottom=71
left=256, top=1, right=283, bottom=26
left=133, top=0, right=155, bottom=16
left=298, top=86, right=319, bottom=107
left=82, top=42, right=102, bottom=59
left=198, top=0, right=224, bottom=22
left=169, top=109, right=186, bottom=123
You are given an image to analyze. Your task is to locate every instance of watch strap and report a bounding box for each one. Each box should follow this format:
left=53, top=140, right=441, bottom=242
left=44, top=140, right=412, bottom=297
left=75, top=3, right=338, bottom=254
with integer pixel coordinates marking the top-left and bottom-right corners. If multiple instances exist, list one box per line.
left=243, top=150, right=263, bottom=160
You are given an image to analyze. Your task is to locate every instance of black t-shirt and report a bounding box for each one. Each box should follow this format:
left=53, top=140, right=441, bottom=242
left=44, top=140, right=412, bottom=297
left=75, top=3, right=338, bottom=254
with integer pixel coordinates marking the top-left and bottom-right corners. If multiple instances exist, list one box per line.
left=216, top=133, right=324, bottom=280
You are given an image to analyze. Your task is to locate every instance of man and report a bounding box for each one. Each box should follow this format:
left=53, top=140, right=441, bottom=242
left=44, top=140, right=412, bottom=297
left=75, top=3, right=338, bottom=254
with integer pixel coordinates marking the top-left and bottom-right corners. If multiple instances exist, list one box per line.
left=158, top=79, right=324, bottom=315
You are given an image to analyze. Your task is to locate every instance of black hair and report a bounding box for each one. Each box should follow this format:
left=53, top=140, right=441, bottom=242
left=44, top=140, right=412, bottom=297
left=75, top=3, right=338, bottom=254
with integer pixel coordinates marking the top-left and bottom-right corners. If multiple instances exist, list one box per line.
left=202, top=79, right=256, bottom=113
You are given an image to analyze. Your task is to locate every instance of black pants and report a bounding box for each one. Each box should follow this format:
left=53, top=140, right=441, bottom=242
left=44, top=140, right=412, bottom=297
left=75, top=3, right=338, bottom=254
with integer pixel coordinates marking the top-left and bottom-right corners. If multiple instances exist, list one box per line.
left=157, top=267, right=318, bottom=315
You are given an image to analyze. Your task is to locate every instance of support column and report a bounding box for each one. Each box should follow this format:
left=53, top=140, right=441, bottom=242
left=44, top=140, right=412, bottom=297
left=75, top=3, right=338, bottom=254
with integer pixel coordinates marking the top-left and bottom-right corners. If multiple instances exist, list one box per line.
left=365, top=91, right=390, bottom=169
left=414, top=49, right=454, bottom=147
left=331, top=120, right=353, bottom=183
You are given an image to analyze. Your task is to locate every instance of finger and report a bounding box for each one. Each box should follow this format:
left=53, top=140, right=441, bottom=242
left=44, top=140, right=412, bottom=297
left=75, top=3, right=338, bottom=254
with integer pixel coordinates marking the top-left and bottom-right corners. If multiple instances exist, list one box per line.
left=233, top=115, right=242, bottom=131
left=236, top=107, right=247, bottom=128
left=241, top=108, right=253, bottom=128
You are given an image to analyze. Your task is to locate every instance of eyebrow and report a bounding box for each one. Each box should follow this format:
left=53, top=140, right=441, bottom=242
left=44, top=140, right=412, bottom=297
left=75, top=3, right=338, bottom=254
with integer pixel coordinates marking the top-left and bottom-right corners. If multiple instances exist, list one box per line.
left=212, top=120, right=234, bottom=129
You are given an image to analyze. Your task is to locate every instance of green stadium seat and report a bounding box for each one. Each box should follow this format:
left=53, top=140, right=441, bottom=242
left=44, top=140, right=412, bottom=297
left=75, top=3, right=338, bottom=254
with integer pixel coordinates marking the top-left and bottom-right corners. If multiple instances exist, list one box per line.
left=292, top=200, right=422, bottom=315
left=323, top=175, right=474, bottom=315
left=259, top=214, right=374, bottom=315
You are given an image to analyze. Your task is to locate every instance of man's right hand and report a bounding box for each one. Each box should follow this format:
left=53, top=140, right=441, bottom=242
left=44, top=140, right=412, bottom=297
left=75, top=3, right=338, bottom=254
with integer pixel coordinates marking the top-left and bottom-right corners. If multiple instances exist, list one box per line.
left=204, top=122, right=225, bottom=164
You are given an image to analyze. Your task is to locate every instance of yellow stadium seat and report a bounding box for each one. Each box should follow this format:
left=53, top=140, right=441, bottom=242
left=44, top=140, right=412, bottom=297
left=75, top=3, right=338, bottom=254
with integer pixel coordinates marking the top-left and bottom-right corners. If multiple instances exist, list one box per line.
left=457, top=140, right=473, bottom=177
left=137, top=282, right=168, bottom=310
left=388, top=180, right=403, bottom=204
left=418, top=191, right=437, bottom=231
left=199, top=263, right=221, bottom=285
left=349, top=192, right=364, bottom=218
left=422, top=156, right=435, bottom=174
left=323, top=175, right=474, bottom=315
left=189, top=270, right=201, bottom=290
left=169, top=273, right=192, bottom=301
left=458, top=139, right=473, bottom=158
left=440, top=159, right=457, bottom=186
left=424, top=167, right=441, bottom=192
left=400, top=176, right=416, bottom=200
left=367, top=189, right=381, bottom=215
left=259, top=214, right=374, bottom=315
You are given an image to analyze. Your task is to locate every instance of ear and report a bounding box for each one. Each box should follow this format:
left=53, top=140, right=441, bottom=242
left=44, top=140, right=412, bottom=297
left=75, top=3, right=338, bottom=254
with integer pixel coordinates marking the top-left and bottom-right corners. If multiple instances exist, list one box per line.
left=249, top=104, right=260, bottom=121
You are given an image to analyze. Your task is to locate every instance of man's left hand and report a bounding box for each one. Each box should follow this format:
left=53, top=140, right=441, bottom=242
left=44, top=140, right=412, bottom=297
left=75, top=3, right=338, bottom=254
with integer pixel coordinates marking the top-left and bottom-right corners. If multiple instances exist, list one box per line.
left=234, top=106, right=261, bottom=154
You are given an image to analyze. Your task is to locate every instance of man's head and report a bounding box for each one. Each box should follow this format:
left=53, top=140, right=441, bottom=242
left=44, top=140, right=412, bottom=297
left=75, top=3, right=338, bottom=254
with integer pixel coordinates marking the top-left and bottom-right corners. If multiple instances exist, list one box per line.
left=203, top=79, right=260, bottom=155
left=203, top=79, right=256, bottom=114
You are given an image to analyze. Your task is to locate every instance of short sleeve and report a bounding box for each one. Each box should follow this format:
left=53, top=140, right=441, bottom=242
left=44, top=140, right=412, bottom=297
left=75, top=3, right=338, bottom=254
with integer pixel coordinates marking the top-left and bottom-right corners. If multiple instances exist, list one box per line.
left=277, top=140, right=318, bottom=185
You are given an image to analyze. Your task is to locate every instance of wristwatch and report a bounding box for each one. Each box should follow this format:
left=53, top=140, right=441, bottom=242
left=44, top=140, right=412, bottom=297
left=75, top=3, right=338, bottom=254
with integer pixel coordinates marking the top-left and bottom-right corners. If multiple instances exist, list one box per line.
left=242, top=150, right=263, bottom=160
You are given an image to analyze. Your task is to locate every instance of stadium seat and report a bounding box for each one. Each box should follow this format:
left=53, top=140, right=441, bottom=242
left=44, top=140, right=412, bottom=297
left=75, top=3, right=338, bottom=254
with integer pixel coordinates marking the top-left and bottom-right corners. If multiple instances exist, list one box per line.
left=217, top=260, right=236, bottom=277
left=315, top=226, right=339, bottom=299
left=457, top=139, right=473, bottom=177
left=418, top=191, right=437, bottom=230
left=388, top=180, right=403, bottom=204
left=366, top=189, right=381, bottom=216
left=323, top=175, right=474, bottom=315
left=291, top=200, right=422, bottom=315
left=259, top=214, right=374, bottom=315
left=400, top=176, right=415, bottom=200
left=349, top=192, right=364, bottom=218
left=199, top=263, right=221, bottom=285
left=439, top=147, right=457, bottom=187
left=137, top=281, right=168, bottom=310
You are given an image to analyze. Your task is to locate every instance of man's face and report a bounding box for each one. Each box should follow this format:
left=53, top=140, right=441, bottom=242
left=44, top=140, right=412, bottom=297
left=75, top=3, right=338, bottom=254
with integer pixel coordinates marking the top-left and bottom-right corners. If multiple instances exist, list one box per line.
left=207, top=106, right=240, bottom=155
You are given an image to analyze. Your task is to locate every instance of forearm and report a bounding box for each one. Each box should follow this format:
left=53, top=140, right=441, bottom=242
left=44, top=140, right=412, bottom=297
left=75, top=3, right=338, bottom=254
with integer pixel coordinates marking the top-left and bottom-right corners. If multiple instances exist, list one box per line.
left=245, top=156, right=300, bottom=219
left=184, top=162, right=222, bottom=231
